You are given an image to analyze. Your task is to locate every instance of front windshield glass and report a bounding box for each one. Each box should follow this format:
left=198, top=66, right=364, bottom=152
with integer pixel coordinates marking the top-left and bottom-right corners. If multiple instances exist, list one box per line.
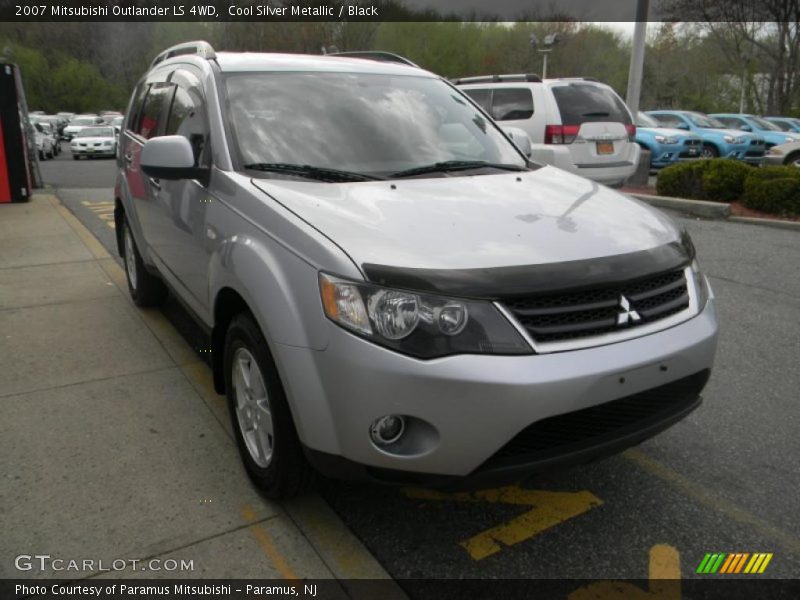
left=687, top=113, right=726, bottom=129
left=77, top=127, right=113, bottom=138
left=72, top=117, right=96, bottom=126
left=636, top=112, right=659, bottom=128
left=750, top=116, right=781, bottom=131
left=225, top=72, right=526, bottom=177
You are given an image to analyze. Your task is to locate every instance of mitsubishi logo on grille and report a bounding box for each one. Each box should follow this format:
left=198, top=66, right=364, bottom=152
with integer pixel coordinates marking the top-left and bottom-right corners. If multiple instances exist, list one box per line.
left=616, top=295, right=641, bottom=326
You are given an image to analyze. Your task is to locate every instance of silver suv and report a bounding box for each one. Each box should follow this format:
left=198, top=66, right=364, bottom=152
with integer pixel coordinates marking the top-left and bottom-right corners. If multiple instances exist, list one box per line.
left=115, top=42, right=718, bottom=498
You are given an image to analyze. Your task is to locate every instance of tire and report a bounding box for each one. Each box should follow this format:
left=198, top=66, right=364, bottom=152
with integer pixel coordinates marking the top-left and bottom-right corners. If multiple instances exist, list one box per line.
left=224, top=312, right=316, bottom=499
left=38, top=150, right=44, bottom=160
left=121, top=217, right=167, bottom=307
left=700, top=144, right=719, bottom=159
left=785, top=152, right=800, bottom=167
left=72, top=155, right=79, bottom=160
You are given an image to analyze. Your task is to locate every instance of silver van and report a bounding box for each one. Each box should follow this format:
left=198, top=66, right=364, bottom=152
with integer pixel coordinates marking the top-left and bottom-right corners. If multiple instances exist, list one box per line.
left=115, top=42, right=718, bottom=498
left=456, top=75, right=641, bottom=187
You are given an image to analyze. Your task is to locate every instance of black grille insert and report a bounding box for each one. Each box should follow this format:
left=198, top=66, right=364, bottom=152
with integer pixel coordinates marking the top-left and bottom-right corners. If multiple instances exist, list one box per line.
left=502, top=268, right=690, bottom=344
left=480, top=370, right=710, bottom=471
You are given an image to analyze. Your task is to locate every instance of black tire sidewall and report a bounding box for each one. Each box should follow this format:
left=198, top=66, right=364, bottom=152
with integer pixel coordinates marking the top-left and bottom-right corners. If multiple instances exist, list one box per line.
left=224, top=314, right=301, bottom=497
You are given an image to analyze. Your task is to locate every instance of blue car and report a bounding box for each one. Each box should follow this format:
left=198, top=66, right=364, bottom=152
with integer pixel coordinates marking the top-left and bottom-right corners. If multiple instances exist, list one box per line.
left=635, top=112, right=702, bottom=168
left=709, top=113, right=800, bottom=148
left=764, top=116, right=800, bottom=134
left=647, top=110, right=766, bottom=164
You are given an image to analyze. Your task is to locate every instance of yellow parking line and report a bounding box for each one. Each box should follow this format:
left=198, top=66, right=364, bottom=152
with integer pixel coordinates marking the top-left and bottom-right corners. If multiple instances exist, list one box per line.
left=241, top=504, right=298, bottom=581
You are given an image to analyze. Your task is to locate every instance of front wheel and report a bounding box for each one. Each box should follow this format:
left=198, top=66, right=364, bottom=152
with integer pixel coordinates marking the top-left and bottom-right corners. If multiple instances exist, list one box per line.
left=121, top=217, right=167, bottom=307
left=785, top=152, right=800, bottom=167
left=224, top=313, right=315, bottom=499
left=700, top=144, right=719, bottom=159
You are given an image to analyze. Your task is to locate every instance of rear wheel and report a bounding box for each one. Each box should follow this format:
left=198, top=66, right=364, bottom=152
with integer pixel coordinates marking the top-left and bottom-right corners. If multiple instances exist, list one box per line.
left=700, top=144, right=719, bottom=159
left=122, top=217, right=167, bottom=307
left=72, top=155, right=79, bottom=160
left=224, top=312, right=315, bottom=499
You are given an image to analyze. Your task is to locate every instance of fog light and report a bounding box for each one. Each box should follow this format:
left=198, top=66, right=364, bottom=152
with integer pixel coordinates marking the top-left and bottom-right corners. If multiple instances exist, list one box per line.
left=370, top=415, right=406, bottom=446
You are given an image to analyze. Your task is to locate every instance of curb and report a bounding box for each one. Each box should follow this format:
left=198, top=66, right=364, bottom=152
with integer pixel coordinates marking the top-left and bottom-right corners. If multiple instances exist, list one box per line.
left=627, top=193, right=731, bottom=219
left=729, top=215, right=800, bottom=231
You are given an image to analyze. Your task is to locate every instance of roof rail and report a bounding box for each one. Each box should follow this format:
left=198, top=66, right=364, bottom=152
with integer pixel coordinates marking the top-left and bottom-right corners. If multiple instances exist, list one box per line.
left=327, top=51, right=418, bottom=68
left=150, top=41, right=216, bottom=69
left=452, top=73, right=542, bottom=85
left=556, top=77, right=599, bottom=82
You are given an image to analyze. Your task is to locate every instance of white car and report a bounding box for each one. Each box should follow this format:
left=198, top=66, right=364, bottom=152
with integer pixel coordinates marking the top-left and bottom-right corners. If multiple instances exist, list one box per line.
left=62, top=115, right=105, bottom=140
left=70, top=126, right=117, bottom=159
left=32, top=121, right=55, bottom=160
left=455, top=75, right=641, bottom=187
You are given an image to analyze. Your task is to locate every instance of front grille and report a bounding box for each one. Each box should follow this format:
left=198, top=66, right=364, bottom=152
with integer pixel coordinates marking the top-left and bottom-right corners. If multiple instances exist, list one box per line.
left=750, top=140, right=764, bottom=146
left=683, top=139, right=701, bottom=146
left=502, top=268, right=690, bottom=344
left=746, top=149, right=765, bottom=157
left=480, top=370, right=710, bottom=471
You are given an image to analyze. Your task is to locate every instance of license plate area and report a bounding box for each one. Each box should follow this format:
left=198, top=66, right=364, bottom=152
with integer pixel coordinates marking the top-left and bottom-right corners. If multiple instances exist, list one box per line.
left=596, top=141, right=614, bottom=155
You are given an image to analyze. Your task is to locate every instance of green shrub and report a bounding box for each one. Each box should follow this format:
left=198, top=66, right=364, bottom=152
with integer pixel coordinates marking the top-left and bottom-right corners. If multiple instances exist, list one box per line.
left=656, top=161, right=707, bottom=199
left=701, top=160, right=753, bottom=202
left=656, top=159, right=752, bottom=202
left=742, top=167, right=800, bottom=216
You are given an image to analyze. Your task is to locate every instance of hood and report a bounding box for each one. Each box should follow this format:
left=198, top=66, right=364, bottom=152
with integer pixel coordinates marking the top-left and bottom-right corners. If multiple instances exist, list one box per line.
left=638, top=127, right=699, bottom=140
left=73, top=136, right=114, bottom=144
left=64, top=125, right=85, bottom=132
left=250, top=166, right=682, bottom=273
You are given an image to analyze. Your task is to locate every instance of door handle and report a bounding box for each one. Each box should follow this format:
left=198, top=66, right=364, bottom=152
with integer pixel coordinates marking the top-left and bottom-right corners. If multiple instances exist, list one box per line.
left=124, top=152, right=133, bottom=164
left=148, top=177, right=161, bottom=191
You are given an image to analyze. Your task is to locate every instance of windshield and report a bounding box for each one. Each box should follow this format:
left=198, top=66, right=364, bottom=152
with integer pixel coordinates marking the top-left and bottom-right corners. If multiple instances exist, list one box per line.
left=749, top=116, right=781, bottom=131
left=72, top=117, right=96, bottom=126
left=225, top=72, right=525, bottom=177
left=687, top=113, right=726, bottom=129
left=77, top=127, right=113, bottom=138
left=636, top=112, right=660, bottom=128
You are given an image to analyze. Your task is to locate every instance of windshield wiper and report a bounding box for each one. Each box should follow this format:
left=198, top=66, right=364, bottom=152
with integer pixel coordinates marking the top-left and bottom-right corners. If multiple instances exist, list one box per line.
left=391, top=160, right=527, bottom=178
left=243, top=163, right=384, bottom=182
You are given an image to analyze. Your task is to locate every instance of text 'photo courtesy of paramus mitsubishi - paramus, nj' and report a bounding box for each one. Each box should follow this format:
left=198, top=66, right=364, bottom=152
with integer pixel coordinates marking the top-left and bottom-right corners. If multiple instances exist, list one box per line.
left=114, top=41, right=718, bottom=498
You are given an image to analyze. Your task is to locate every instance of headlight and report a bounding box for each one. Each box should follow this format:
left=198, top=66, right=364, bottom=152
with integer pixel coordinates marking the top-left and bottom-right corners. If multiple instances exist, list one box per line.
left=785, top=136, right=795, bottom=143
left=690, top=259, right=709, bottom=313
left=655, top=135, right=666, bottom=143
left=723, top=135, right=735, bottom=143
left=319, top=273, right=531, bottom=358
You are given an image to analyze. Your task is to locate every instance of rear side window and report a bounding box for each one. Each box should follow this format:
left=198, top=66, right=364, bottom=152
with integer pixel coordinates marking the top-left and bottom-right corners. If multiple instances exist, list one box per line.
left=136, top=84, right=172, bottom=139
left=491, top=88, right=534, bottom=121
left=715, top=116, right=742, bottom=129
left=552, top=83, right=631, bottom=126
left=462, top=89, right=491, bottom=113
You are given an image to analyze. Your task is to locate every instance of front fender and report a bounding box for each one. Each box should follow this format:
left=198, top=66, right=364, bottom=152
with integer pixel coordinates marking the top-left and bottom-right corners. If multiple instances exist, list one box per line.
left=209, top=233, right=330, bottom=352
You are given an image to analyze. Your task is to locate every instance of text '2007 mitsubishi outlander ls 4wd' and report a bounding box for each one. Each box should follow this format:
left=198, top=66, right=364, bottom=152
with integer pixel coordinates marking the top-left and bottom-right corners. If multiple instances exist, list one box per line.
left=115, top=42, right=718, bottom=498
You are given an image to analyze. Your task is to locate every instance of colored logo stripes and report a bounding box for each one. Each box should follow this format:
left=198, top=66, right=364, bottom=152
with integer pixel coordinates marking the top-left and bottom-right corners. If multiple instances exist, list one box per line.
left=696, top=552, right=773, bottom=574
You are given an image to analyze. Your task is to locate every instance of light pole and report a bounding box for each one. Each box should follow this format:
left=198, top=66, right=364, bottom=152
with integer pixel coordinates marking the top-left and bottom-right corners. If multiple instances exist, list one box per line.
left=625, top=0, right=649, bottom=115
left=739, top=49, right=752, bottom=113
left=530, top=33, right=561, bottom=79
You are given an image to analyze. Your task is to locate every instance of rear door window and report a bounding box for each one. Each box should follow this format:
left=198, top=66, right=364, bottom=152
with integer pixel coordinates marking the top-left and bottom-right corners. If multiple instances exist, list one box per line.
left=552, top=83, right=631, bottom=125
left=462, top=88, right=492, bottom=114
left=491, top=88, right=534, bottom=121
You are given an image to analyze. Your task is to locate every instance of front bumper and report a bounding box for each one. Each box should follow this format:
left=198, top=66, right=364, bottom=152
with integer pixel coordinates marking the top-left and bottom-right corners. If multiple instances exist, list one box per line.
left=764, top=154, right=787, bottom=167
left=275, top=296, right=718, bottom=484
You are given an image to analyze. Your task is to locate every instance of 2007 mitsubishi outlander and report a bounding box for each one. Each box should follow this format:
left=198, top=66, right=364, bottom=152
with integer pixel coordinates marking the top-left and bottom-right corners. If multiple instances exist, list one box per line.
left=115, top=42, right=718, bottom=498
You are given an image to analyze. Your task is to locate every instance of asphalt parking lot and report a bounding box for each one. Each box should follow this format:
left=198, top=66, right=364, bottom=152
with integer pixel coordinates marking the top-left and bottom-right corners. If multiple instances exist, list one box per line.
left=38, top=146, right=800, bottom=593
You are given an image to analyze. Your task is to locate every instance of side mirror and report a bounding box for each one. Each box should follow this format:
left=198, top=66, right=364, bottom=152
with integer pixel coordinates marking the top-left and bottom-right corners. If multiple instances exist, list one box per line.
left=739, top=124, right=752, bottom=132
left=502, top=126, right=532, bottom=158
left=141, top=135, right=208, bottom=180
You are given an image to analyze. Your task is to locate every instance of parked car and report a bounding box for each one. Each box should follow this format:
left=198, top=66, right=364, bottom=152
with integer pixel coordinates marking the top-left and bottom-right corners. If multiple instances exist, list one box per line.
left=70, top=126, right=117, bottom=159
left=455, top=75, right=640, bottom=187
left=116, top=42, right=718, bottom=498
left=646, top=110, right=766, bottom=164
left=32, top=121, right=55, bottom=160
left=62, top=115, right=105, bottom=140
left=101, top=111, right=123, bottom=124
left=764, top=116, right=800, bottom=133
left=634, top=111, right=701, bottom=169
left=709, top=113, right=800, bottom=148
left=764, top=140, right=800, bottom=167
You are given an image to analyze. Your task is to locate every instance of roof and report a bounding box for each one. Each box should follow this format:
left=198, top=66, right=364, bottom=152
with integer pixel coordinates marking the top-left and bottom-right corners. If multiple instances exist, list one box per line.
left=214, top=52, right=434, bottom=77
